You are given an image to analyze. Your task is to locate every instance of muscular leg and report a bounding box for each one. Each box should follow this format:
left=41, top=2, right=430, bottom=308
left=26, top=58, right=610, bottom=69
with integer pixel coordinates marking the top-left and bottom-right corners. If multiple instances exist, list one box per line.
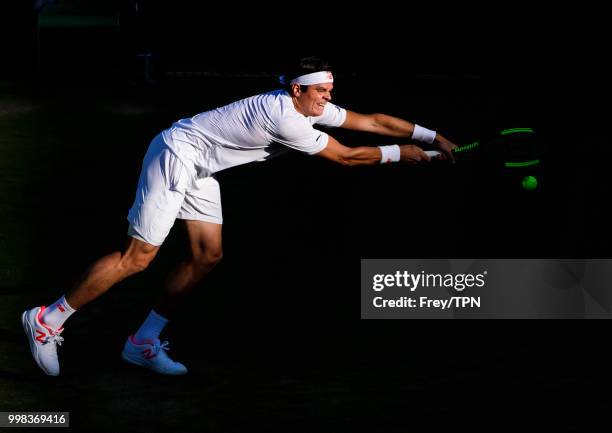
left=153, top=220, right=223, bottom=318
left=66, top=237, right=160, bottom=309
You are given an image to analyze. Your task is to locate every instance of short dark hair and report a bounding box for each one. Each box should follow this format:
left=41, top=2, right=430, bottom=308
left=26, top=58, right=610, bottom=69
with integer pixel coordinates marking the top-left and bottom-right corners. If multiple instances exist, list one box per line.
left=282, top=56, right=332, bottom=93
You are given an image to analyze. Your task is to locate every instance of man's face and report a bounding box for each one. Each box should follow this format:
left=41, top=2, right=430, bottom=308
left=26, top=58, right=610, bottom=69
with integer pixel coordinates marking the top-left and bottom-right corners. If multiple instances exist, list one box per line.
left=292, top=82, right=333, bottom=117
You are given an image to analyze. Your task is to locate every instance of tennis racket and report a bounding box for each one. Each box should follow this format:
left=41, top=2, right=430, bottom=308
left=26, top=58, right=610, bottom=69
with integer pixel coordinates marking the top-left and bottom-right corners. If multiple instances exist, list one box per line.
left=427, top=127, right=546, bottom=190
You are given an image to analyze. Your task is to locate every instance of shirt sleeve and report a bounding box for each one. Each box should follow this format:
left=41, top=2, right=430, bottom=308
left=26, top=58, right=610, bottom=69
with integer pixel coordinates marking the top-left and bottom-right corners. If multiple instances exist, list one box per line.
left=274, top=117, right=329, bottom=155
left=311, top=102, right=347, bottom=127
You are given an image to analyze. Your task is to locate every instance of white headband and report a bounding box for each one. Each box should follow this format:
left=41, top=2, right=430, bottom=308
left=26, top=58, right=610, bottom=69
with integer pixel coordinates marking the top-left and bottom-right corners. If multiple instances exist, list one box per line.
left=279, top=71, right=334, bottom=86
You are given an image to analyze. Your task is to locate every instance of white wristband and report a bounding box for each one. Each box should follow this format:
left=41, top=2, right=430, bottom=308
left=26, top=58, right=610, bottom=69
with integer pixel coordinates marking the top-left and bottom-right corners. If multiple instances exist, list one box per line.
left=412, top=124, right=437, bottom=144
left=378, top=144, right=401, bottom=164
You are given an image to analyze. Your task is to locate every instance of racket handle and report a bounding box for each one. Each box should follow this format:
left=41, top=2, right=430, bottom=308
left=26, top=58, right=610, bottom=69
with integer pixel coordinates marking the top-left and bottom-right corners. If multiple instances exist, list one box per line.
left=425, top=150, right=442, bottom=158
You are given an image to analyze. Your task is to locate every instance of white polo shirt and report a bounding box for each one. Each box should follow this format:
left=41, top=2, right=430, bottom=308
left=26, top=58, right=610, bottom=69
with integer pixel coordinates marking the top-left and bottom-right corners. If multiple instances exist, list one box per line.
left=161, top=89, right=347, bottom=177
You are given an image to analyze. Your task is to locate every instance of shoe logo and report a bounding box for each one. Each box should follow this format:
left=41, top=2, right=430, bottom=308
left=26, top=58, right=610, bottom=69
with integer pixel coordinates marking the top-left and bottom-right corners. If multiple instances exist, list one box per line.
left=142, top=349, right=156, bottom=360
left=35, top=330, right=48, bottom=344
left=57, top=304, right=65, bottom=313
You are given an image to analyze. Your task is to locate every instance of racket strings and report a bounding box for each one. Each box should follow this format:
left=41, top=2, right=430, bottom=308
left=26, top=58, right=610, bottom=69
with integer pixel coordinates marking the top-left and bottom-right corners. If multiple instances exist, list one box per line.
left=453, top=141, right=480, bottom=157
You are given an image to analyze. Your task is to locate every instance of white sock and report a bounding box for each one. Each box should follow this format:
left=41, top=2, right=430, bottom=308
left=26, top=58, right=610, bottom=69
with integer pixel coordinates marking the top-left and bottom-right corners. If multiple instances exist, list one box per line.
left=133, top=310, right=168, bottom=342
left=41, top=295, right=76, bottom=330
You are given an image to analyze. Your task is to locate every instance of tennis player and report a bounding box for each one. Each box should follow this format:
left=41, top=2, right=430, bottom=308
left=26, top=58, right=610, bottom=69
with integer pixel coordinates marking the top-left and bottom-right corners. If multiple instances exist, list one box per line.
left=22, top=56, right=457, bottom=376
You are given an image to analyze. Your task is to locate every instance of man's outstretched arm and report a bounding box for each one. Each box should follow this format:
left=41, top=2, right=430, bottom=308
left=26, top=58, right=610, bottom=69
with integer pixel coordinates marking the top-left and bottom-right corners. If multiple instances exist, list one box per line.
left=340, top=110, right=457, bottom=159
left=341, top=110, right=417, bottom=137
left=316, top=135, right=430, bottom=166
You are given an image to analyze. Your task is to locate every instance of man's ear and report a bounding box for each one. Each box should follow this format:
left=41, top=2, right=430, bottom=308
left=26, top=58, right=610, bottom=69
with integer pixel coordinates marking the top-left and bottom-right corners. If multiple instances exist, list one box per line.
left=290, top=83, right=301, bottom=97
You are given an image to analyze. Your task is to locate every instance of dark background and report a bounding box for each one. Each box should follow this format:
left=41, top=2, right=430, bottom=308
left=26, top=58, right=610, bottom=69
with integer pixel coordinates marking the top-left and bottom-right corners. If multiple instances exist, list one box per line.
left=1, top=1, right=611, bottom=431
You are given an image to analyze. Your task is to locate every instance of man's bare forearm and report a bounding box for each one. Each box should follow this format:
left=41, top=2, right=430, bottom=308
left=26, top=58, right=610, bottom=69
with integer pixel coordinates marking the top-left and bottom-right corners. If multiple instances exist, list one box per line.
left=369, top=114, right=416, bottom=138
left=337, top=146, right=382, bottom=166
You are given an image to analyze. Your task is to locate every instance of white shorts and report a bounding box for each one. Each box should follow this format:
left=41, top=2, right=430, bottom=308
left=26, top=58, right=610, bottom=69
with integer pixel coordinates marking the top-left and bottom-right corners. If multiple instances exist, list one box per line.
left=127, top=133, right=222, bottom=246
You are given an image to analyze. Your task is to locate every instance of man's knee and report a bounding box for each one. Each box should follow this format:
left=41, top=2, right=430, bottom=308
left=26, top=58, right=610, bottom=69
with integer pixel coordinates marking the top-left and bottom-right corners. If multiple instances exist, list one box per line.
left=205, top=247, right=223, bottom=266
left=120, top=241, right=158, bottom=276
left=196, top=247, right=223, bottom=269
left=125, top=256, right=153, bottom=274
